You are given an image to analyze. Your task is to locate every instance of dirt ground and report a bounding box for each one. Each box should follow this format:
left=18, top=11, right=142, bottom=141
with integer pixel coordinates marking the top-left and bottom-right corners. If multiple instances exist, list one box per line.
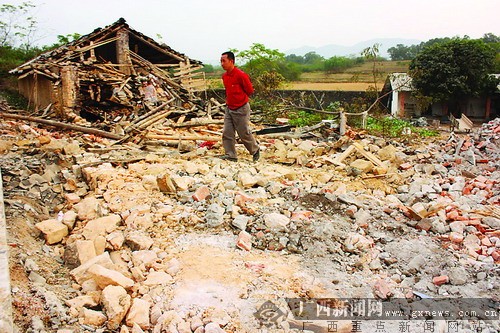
left=1, top=116, right=499, bottom=333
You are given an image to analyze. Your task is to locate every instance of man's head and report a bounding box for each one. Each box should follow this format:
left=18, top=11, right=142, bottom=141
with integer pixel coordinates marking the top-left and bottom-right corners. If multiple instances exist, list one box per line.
left=220, top=51, right=235, bottom=72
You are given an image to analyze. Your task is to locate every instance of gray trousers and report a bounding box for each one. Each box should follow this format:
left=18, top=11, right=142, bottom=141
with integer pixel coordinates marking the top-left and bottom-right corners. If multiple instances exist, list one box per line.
left=222, top=103, right=259, bottom=158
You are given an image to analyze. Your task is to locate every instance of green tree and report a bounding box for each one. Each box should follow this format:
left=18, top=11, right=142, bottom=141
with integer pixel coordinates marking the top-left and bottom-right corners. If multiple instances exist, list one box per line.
left=480, top=33, right=500, bottom=72
left=0, top=1, right=40, bottom=50
left=480, top=33, right=500, bottom=44
left=388, top=44, right=420, bottom=60
left=285, top=53, right=305, bottom=64
left=303, top=51, right=324, bottom=64
left=324, top=56, right=357, bottom=73
left=361, top=43, right=383, bottom=98
left=235, top=43, right=287, bottom=94
left=409, top=37, right=499, bottom=115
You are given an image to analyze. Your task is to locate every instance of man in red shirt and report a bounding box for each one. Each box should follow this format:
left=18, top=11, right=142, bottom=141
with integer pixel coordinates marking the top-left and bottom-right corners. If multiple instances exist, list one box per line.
left=219, top=51, right=260, bottom=162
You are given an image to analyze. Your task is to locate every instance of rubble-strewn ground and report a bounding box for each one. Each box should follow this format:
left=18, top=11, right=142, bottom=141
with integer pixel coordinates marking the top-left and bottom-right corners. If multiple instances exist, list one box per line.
left=1, top=114, right=499, bottom=333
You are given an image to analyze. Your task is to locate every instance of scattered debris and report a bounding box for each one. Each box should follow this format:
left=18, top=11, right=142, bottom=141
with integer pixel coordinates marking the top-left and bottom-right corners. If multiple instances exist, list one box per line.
left=1, top=97, right=499, bottom=332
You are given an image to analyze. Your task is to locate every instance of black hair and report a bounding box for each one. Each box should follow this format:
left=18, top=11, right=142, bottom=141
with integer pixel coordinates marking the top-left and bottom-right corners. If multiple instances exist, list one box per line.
left=221, top=51, right=235, bottom=61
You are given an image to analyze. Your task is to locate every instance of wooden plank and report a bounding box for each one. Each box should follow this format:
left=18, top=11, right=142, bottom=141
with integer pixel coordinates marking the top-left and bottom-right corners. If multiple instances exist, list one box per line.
left=352, top=142, right=386, bottom=168
left=0, top=112, right=123, bottom=140
left=145, top=134, right=220, bottom=141
left=334, top=145, right=356, bottom=165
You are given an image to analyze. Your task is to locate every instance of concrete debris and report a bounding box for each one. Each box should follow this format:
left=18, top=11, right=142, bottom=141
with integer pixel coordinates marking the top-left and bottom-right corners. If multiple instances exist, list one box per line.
left=1, top=114, right=499, bottom=333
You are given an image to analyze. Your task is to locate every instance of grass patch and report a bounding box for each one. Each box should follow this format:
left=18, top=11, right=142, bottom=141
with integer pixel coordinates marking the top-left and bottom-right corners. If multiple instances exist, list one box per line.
left=366, top=116, right=439, bottom=138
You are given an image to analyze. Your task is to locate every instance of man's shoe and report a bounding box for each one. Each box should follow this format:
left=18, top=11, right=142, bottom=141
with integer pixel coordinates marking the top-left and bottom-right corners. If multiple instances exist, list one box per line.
left=252, top=149, right=260, bottom=162
left=218, top=154, right=238, bottom=162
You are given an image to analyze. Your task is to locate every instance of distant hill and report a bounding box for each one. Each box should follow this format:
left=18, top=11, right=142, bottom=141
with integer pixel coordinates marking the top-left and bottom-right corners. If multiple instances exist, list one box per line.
left=285, top=38, right=423, bottom=58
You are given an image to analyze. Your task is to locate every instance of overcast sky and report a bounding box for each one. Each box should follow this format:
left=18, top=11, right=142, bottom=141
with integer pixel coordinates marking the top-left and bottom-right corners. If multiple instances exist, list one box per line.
left=6, top=0, right=499, bottom=63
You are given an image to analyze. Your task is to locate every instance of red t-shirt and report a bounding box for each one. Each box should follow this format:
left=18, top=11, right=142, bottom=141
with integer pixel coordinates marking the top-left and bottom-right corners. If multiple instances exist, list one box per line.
left=222, top=67, right=254, bottom=110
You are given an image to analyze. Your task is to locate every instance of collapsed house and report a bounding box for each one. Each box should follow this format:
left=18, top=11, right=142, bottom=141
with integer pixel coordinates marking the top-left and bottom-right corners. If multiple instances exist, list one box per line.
left=9, top=18, right=207, bottom=123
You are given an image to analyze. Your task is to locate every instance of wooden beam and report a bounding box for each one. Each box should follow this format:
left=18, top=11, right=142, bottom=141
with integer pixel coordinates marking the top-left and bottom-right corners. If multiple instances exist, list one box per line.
left=0, top=112, right=123, bottom=140
left=129, top=31, right=185, bottom=62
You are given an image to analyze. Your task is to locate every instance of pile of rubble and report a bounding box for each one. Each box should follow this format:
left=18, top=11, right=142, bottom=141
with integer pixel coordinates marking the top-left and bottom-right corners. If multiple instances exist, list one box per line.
left=1, top=113, right=499, bottom=333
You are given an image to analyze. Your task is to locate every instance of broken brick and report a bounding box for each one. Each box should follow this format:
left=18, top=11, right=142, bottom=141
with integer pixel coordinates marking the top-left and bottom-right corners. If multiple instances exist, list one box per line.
left=373, top=279, right=392, bottom=300
left=449, top=232, right=464, bottom=244
left=236, top=231, right=252, bottom=251
left=192, top=185, right=210, bottom=201
left=432, top=275, right=449, bottom=286
left=415, top=218, right=432, bottom=231
left=399, top=162, right=412, bottom=170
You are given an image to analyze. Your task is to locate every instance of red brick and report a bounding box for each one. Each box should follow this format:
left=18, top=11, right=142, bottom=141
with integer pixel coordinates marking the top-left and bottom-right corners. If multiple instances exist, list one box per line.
left=291, top=210, right=312, bottom=221
left=236, top=231, right=252, bottom=251
left=449, top=232, right=464, bottom=244
left=383, top=207, right=394, bottom=214
left=475, top=175, right=488, bottom=183
left=192, top=185, right=210, bottom=201
left=255, top=231, right=265, bottom=239
left=234, top=192, right=254, bottom=207
left=432, top=275, right=449, bottom=286
left=466, top=219, right=481, bottom=226
left=481, top=237, right=493, bottom=247
left=446, top=210, right=460, bottom=221
left=373, top=279, right=392, bottom=300
left=399, top=162, right=412, bottom=170
left=473, top=181, right=487, bottom=190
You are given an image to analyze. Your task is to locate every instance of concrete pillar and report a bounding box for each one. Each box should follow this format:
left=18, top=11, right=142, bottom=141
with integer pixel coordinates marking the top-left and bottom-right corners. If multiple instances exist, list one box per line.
left=339, top=110, right=347, bottom=135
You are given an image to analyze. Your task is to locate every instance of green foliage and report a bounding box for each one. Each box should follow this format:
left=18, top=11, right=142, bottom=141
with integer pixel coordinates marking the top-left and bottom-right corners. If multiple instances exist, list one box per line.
left=409, top=38, right=499, bottom=104
left=0, top=44, right=40, bottom=77
left=199, top=63, right=215, bottom=73
left=252, top=71, right=285, bottom=95
left=44, top=33, right=81, bottom=49
left=362, top=44, right=384, bottom=97
left=277, top=61, right=301, bottom=81
left=285, top=52, right=326, bottom=72
left=287, top=101, right=341, bottom=127
left=233, top=43, right=287, bottom=94
left=288, top=110, right=323, bottom=127
left=0, top=1, right=39, bottom=50
left=388, top=44, right=421, bottom=61
left=324, top=56, right=357, bottom=73
left=0, top=82, right=28, bottom=109
left=366, top=116, right=439, bottom=138
left=388, top=34, right=500, bottom=61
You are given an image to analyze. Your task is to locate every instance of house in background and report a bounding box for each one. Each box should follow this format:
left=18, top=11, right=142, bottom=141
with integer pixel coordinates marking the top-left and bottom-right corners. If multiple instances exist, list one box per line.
left=9, top=18, right=205, bottom=119
left=382, top=73, right=500, bottom=121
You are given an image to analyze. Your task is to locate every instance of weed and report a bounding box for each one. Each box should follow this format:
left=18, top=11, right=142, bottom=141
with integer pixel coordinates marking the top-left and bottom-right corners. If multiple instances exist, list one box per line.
left=366, top=116, right=439, bottom=138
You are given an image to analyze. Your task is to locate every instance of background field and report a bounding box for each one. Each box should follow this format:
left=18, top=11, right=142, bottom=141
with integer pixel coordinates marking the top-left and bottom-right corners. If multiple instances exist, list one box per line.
left=285, top=60, right=410, bottom=90
left=207, top=60, right=411, bottom=91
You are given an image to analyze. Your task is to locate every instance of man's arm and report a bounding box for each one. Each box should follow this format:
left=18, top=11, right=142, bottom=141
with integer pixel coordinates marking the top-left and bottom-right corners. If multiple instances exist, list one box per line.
left=241, top=72, right=254, bottom=96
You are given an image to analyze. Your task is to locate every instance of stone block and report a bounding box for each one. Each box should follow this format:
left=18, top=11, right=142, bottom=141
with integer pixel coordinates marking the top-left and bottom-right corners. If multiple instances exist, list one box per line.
left=126, top=298, right=150, bottom=329
left=82, top=214, right=121, bottom=241
left=101, top=285, right=131, bottom=330
left=88, top=264, right=135, bottom=289
left=35, top=219, right=68, bottom=244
